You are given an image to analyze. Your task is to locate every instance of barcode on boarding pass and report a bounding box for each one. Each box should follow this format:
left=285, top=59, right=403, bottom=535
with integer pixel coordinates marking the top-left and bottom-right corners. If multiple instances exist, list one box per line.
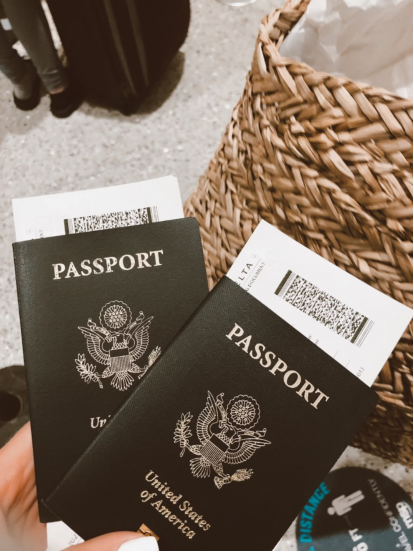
left=275, top=270, right=374, bottom=347
left=64, top=206, right=159, bottom=234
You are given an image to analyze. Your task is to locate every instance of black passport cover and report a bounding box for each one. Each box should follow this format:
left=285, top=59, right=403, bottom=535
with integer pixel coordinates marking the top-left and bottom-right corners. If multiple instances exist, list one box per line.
left=46, top=277, right=378, bottom=550
left=13, top=218, right=208, bottom=522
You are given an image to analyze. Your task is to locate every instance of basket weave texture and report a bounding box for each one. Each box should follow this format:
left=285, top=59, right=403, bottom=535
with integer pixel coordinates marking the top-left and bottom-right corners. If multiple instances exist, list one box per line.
left=185, top=0, right=413, bottom=465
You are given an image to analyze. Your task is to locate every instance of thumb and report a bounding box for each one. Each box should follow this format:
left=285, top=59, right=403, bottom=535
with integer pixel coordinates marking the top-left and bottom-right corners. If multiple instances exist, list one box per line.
left=65, top=531, right=159, bottom=551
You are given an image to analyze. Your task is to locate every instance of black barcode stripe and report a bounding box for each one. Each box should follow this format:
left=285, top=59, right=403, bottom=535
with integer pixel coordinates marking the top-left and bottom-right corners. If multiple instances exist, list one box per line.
left=64, top=218, right=75, bottom=234
left=275, top=270, right=295, bottom=298
left=351, top=316, right=368, bottom=344
left=275, top=269, right=374, bottom=347
left=355, top=320, right=374, bottom=347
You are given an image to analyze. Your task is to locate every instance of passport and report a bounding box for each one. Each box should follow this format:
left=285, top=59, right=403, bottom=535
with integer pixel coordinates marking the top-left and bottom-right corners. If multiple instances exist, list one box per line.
left=45, top=277, right=378, bottom=550
left=13, top=218, right=208, bottom=522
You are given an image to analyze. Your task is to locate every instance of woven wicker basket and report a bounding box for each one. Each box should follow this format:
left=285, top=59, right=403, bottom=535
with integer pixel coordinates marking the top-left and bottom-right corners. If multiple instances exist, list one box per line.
left=185, top=0, right=413, bottom=465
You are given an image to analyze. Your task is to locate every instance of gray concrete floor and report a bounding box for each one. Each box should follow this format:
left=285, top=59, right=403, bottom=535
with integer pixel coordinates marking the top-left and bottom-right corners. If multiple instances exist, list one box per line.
left=0, top=1, right=411, bottom=549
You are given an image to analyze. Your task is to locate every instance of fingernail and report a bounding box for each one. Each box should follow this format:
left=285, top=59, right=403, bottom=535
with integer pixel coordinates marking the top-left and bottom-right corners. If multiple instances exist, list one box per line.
left=118, top=536, right=159, bottom=551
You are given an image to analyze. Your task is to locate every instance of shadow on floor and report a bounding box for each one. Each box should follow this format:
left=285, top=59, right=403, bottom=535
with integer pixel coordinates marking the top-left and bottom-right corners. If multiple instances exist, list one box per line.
left=77, top=51, right=186, bottom=120
left=0, top=81, right=49, bottom=146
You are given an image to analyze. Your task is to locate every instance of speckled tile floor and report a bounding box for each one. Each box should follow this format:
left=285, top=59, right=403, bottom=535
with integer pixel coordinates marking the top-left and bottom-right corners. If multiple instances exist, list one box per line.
left=0, top=1, right=411, bottom=549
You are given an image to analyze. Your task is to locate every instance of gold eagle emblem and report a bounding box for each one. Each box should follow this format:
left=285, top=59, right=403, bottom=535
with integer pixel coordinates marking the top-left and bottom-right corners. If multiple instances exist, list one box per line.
left=174, top=392, right=271, bottom=488
left=76, top=300, right=161, bottom=391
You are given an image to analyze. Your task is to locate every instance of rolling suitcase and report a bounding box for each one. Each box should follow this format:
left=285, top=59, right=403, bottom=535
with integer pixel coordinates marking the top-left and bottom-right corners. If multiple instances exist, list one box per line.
left=46, top=0, right=190, bottom=114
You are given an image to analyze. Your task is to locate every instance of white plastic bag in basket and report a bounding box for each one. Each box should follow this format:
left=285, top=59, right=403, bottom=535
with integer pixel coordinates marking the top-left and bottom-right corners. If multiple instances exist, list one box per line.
left=280, top=0, right=413, bottom=99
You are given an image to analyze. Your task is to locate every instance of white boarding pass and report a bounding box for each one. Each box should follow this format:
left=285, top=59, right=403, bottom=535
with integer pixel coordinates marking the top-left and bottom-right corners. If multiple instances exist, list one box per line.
left=227, top=221, right=412, bottom=386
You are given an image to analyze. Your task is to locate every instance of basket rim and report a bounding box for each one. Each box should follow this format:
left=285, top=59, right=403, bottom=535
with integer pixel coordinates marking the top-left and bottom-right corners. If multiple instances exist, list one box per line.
left=254, top=0, right=413, bottom=104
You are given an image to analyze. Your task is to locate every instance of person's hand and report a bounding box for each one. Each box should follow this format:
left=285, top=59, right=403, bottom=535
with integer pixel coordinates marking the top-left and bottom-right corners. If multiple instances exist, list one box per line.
left=0, top=423, right=158, bottom=551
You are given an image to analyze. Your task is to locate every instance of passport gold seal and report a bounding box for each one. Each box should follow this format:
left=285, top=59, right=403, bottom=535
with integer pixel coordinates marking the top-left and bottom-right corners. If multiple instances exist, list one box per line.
left=174, top=391, right=271, bottom=488
left=76, top=300, right=161, bottom=391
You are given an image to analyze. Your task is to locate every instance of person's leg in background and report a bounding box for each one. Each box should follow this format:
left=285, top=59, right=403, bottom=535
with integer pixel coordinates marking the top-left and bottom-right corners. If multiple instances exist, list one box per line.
left=0, top=18, right=41, bottom=110
left=2, top=0, right=67, bottom=93
left=1, top=0, right=81, bottom=117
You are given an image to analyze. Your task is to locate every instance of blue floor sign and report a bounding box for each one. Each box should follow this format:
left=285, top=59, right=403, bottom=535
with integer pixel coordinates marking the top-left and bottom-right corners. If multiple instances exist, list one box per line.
left=296, top=467, right=413, bottom=551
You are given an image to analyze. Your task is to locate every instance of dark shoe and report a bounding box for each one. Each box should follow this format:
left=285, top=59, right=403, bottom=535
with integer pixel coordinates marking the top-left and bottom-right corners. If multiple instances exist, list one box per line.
left=13, top=72, right=41, bottom=111
left=50, top=82, right=82, bottom=118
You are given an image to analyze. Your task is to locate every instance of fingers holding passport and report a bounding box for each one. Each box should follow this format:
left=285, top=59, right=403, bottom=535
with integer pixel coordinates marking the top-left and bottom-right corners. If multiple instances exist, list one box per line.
left=65, top=533, right=159, bottom=551
left=0, top=424, right=158, bottom=552
left=0, top=423, right=47, bottom=551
